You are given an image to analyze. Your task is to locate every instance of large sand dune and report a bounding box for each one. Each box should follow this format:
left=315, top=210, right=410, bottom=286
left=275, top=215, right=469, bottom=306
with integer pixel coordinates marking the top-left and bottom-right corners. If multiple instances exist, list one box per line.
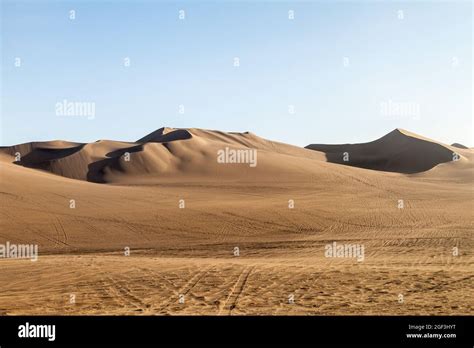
left=1, top=127, right=329, bottom=183
left=0, top=128, right=472, bottom=315
left=305, top=128, right=472, bottom=174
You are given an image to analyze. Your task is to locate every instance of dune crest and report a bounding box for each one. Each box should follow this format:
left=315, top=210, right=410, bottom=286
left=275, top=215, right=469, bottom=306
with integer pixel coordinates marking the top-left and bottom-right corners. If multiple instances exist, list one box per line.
left=137, top=127, right=193, bottom=143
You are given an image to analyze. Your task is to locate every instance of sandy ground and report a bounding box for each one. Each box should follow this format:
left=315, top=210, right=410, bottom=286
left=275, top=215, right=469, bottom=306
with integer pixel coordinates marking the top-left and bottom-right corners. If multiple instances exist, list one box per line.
left=0, top=128, right=472, bottom=315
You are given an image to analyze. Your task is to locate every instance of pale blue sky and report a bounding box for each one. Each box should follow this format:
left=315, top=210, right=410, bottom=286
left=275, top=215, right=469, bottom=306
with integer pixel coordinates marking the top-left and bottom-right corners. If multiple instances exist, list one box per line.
left=1, top=0, right=472, bottom=147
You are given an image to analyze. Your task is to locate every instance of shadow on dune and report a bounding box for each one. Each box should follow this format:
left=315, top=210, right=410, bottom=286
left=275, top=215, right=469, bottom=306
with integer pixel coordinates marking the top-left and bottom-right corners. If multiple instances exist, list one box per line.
left=13, top=144, right=86, bottom=171
left=87, top=144, right=145, bottom=183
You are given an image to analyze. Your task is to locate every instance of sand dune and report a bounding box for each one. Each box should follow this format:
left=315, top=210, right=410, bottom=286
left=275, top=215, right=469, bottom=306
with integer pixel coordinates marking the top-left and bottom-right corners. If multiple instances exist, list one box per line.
left=0, top=128, right=472, bottom=315
left=1, top=127, right=329, bottom=183
left=451, top=143, right=469, bottom=149
left=1, top=128, right=470, bottom=183
left=305, top=128, right=469, bottom=174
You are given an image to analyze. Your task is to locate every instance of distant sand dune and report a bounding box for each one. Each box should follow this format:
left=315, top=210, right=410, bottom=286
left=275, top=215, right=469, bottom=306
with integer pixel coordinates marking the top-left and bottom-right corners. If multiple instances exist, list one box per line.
left=305, top=128, right=471, bottom=174
left=451, top=142, right=469, bottom=149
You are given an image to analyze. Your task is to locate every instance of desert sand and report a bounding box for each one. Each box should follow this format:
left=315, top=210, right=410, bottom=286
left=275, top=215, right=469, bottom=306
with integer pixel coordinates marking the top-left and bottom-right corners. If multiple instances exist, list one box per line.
left=0, top=127, right=472, bottom=315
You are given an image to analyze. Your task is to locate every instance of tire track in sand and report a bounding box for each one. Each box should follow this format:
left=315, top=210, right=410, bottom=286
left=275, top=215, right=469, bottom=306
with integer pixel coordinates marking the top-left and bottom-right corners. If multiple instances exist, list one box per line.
left=154, top=265, right=214, bottom=312
left=218, top=265, right=255, bottom=316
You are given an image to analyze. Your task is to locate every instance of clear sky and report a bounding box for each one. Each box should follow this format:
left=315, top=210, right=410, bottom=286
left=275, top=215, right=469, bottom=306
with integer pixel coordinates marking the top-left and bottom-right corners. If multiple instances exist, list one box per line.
left=1, top=0, right=472, bottom=147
